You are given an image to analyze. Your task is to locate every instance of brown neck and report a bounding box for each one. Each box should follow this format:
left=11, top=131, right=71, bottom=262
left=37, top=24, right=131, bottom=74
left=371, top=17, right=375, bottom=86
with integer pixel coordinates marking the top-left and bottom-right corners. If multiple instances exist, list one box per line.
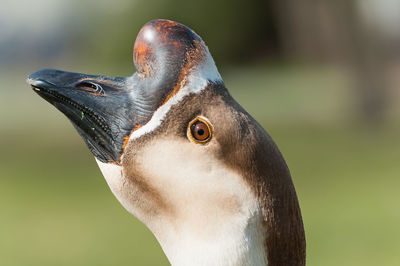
left=215, top=89, right=306, bottom=265
left=258, top=159, right=306, bottom=265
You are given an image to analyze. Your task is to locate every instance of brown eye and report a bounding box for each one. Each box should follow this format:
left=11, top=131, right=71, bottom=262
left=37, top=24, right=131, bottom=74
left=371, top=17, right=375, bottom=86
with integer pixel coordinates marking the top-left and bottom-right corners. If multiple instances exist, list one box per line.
left=187, top=116, right=213, bottom=144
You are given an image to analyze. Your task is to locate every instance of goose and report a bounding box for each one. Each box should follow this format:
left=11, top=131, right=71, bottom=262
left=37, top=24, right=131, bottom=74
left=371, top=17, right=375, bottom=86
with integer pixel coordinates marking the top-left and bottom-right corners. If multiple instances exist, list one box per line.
left=27, top=19, right=306, bottom=266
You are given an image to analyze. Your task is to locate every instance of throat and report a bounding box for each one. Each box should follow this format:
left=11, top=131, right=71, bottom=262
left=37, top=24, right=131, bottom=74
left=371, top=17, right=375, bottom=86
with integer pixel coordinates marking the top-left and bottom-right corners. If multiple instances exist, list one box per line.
left=153, top=213, right=267, bottom=266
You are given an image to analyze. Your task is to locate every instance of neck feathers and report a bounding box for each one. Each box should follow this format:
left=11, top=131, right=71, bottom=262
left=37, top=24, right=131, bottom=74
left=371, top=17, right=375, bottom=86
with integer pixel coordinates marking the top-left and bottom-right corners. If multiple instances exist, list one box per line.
left=157, top=209, right=268, bottom=266
left=242, top=127, right=306, bottom=265
left=255, top=133, right=306, bottom=265
left=259, top=167, right=306, bottom=265
left=215, top=91, right=306, bottom=265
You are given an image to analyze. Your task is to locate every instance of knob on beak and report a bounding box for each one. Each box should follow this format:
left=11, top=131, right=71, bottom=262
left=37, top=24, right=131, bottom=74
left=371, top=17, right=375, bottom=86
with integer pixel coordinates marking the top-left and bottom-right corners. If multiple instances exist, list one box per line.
left=27, top=19, right=218, bottom=164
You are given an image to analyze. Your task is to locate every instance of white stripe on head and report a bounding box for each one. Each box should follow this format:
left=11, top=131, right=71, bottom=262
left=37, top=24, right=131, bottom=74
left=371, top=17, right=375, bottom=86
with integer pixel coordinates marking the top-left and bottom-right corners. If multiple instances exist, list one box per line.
left=127, top=46, right=222, bottom=143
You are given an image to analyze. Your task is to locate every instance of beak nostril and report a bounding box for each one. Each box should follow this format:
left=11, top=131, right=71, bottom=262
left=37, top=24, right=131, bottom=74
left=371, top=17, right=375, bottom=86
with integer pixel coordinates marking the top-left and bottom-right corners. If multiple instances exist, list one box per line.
left=77, top=81, right=98, bottom=90
left=77, top=81, right=105, bottom=96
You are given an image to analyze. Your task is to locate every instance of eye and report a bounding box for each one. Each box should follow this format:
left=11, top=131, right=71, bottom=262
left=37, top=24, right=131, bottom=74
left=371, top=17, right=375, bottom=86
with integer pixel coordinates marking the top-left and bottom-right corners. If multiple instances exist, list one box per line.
left=187, top=116, right=213, bottom=144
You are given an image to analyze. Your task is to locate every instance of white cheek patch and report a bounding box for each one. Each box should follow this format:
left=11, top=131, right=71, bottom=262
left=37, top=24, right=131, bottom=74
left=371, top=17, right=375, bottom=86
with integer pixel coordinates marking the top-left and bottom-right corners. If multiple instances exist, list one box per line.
left=136, top=138, right=266, bottom=266
left=95, top=159, right=124, bottom=200
left=137, top=138, right=257, bottom=227
left=96, top=136, right=267, bottom=266
left=128, top=47, right=222, bottom=142
left=95, top=159, right=141, bottom=218
left=95, top=159, right=123, bottom=186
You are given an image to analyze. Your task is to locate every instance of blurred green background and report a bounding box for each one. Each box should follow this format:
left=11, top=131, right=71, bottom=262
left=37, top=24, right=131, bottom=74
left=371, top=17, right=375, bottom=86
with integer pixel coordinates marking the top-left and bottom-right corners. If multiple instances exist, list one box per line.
left=1, top=0, right=400, bottom=265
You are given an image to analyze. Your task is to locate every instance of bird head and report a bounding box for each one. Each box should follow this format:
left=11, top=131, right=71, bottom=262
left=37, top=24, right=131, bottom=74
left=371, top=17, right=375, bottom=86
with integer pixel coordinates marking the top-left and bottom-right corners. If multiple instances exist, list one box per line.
left=27, top=19, right=305, bottom=265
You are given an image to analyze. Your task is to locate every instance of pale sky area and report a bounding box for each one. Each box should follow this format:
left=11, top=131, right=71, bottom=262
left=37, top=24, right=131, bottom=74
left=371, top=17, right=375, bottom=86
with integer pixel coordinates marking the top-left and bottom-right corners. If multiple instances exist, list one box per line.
left=0, top=0, right=135, bottom=65
left=1, top=0, right=399, bottom=38
left=0, top=0, right=71, bottom=64
left=0, top=0, right=68, bottom=38
left=0, top=0, right=133, bottom=40
left=0, top=0, right=398, bottom=65
left=359, top=0, right=400, bottom=36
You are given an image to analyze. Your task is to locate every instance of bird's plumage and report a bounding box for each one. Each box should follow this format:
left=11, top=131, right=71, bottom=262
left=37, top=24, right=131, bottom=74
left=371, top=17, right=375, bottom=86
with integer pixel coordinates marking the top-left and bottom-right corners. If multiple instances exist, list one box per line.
left=27, top=19, right=305, bottom=266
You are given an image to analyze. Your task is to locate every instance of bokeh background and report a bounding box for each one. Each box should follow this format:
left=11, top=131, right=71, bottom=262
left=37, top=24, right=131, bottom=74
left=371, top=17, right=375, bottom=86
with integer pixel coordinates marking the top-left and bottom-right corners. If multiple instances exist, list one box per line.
left=1, top=0, right=400, bottom=265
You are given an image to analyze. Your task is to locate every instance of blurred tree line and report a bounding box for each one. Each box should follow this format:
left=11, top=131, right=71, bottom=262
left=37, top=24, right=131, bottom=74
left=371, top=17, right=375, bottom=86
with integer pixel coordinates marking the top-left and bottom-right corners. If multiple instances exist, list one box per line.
left=67, top=0, right=398, bottom=124
left=73, top=0, right=279, bottom=65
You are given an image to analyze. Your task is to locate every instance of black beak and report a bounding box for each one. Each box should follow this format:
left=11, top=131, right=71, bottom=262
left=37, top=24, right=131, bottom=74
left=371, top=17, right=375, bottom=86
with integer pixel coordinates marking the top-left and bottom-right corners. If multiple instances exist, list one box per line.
left=27, top=19, right=212, bottom=164
left=27, top=68, right=151, bottom=163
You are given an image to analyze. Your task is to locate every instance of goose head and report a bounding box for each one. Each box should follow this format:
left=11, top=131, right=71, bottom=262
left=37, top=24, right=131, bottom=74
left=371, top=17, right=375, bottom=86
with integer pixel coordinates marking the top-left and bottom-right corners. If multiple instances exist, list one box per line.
left=27, top=19, right=306, bottom=266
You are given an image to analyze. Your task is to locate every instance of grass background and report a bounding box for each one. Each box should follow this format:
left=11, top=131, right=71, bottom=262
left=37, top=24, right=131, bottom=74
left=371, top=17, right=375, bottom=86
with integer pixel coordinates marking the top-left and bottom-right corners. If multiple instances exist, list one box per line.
left=1, top=64, right=399, bottom=265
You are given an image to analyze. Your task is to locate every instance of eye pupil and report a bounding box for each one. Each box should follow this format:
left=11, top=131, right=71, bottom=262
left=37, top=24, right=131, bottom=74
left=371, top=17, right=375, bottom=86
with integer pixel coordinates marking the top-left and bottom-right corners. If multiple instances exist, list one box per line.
left=197, top=128, right=204, bottom=135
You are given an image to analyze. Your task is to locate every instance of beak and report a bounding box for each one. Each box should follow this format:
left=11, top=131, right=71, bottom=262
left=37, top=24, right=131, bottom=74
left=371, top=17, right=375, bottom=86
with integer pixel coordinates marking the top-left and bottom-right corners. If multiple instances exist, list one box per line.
left=27, top=68, right=150, bottom=164
left=27, top=19, right=217, bottom=164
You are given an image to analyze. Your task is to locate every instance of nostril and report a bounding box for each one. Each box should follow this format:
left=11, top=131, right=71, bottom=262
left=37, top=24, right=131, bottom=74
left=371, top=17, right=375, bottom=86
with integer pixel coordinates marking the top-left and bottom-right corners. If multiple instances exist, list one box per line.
left=76, top=81, right=105, bottom=96
left=77, top=81, right=97, bottom=90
